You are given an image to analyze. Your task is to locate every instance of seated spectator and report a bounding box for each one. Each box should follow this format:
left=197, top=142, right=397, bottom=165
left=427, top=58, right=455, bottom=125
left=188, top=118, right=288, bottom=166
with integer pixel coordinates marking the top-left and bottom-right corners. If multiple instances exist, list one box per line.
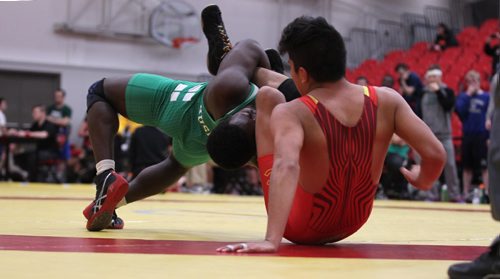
left=380, top=134, right=410, bottom=200
left=381, top=75, right=395, bottom=88
left=395, top=63, right=424, bottom=117
left=432, top=23, right=458, bottom=51
left=26, top=105, right=59, bottom=182
left=456, top=70, right=491, bottom=200
left=356, top=76, right=369, bottom=86
left=484, top=26, right=500, bottom=74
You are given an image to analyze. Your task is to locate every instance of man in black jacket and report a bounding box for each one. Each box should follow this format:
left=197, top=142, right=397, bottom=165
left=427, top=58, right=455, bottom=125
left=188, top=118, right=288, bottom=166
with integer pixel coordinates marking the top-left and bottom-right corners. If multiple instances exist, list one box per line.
left=419, top=65, right=461, bottom=202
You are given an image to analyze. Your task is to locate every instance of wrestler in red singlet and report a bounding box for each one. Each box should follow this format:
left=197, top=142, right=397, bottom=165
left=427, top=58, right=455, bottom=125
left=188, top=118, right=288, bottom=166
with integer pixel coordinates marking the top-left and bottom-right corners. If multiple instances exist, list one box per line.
left=258, top=86, right=378, bottom=244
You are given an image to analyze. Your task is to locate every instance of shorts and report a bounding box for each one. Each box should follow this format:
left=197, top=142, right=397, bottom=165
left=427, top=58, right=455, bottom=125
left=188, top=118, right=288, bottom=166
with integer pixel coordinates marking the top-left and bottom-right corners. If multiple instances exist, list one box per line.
left=462, top=133, right=488, bottom=170
left=124, top=73, right=176, bottom=127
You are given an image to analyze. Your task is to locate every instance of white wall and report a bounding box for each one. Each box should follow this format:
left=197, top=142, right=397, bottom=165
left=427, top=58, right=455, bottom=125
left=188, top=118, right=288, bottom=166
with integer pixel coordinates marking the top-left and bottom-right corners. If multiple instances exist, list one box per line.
left=0, top=0, right=450, bottom=142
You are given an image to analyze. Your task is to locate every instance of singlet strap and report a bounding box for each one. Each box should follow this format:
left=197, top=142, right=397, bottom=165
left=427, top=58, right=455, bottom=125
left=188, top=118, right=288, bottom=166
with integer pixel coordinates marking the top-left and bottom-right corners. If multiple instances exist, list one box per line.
left=365, top=86, right=378, bottom=107
left=299, top=95, right=318, bottom=114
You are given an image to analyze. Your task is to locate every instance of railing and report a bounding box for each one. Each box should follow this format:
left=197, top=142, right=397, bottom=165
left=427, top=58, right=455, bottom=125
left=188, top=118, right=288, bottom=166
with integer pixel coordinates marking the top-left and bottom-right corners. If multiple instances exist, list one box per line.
left=346, top=28, right=379, bottom=67
left=424, top=6, right=452, bottom=29
left=377, top=20, right=410, bottom=55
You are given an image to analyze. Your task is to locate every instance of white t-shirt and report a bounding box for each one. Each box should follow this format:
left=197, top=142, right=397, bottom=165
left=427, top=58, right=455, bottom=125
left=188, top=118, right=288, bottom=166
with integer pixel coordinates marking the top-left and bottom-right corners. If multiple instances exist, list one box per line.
left=0, top=110, right=6, bottom=128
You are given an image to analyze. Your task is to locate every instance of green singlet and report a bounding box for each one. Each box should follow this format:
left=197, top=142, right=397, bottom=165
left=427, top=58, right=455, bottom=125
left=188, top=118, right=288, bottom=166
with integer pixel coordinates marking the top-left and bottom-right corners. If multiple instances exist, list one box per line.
left=125, top=73, right=258, bottom=167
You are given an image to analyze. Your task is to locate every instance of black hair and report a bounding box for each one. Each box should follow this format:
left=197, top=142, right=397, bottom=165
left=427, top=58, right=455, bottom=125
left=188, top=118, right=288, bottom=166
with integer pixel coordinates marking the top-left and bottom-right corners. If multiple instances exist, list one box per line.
left=438, top=23, right=450, bottom=34
left=0, top=98, right=5, bottom=104
left=206, top=118, right=256, bottom=170
left=394, top=63, right=409, bottom=72
left=381, top=75, right=394, bottom=88
left=278, top=16, right=346, bottom=82
left=55, top=88, right=66, bottom=97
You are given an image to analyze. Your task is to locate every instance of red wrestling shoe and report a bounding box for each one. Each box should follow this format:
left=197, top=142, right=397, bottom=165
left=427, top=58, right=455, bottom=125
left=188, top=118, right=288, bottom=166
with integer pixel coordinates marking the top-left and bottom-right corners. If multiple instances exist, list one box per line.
left=83, top=201, right=124, bottom=230
left=85, top=170, right=128, bottom=231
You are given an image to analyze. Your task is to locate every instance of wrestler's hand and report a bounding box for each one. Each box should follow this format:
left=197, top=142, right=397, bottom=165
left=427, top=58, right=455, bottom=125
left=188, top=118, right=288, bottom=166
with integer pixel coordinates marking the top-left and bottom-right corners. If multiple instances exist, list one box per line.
left=216, top=241, right=278, bottom=253
left=400, top=165, right=424, bottom=188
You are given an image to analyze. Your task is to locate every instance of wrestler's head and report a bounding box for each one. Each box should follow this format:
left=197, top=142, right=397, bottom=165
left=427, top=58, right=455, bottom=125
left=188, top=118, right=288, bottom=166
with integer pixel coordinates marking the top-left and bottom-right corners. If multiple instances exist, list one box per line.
left=278, top=16, right=346, bottom=94
left=207, top=106, right=256, bottom=169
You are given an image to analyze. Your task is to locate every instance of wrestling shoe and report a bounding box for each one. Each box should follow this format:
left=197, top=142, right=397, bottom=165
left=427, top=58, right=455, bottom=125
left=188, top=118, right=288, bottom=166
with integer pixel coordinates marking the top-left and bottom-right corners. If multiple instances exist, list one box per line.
left=265, top=48, right=284, bottom=74
left=448, top=235, right=500, bottom=279
left=201, top=4, right=232, bottom=75
left=85, top=170, right=128, bottom=231
left=83, top=201, right=124, bottom=230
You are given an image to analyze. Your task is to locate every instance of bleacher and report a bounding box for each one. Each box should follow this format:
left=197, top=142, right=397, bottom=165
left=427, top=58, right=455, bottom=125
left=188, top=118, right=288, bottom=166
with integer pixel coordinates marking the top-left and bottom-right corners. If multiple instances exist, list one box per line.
left=346, top=18, right=499, bottom=163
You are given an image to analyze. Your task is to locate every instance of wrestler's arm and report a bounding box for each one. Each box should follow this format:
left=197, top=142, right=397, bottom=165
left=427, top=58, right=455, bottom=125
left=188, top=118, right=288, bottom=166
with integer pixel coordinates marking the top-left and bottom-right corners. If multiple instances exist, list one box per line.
left=389, top=89, right=446, bottom=190
left=217, top=104, right=304, bottom=253
left=204, top=40, right=270, bottom=119
left=263, top=105, right=304, bottom=247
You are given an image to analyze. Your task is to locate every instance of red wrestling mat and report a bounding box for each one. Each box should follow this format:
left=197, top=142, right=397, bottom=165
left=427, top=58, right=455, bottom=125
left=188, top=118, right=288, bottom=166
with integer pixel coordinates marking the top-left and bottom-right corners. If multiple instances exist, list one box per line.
left=0, top=234, right=486, bottom=261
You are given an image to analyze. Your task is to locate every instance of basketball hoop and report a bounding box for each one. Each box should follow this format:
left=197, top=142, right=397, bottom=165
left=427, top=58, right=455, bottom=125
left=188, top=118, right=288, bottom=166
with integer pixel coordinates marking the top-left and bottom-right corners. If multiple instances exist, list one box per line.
left=149, top=0, right=201, bottom=49
left=171, top=36, right=200, bottom=49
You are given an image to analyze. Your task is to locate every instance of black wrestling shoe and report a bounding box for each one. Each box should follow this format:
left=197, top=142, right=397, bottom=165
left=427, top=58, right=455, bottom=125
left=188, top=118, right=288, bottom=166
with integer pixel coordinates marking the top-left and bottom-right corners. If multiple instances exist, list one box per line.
left=265, top=49, right=284, bottom=74
left=201, top=5, right=232, bottom=75
left=448, top=236, right=500, bottom=279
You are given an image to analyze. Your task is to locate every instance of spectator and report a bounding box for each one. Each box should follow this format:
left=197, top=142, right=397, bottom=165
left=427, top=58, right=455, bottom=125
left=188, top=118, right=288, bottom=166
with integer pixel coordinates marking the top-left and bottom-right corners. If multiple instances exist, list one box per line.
left=28, top=105, right=59, bottom=182
left=456, top=70, right=490, bottom=199
left=484, top=27, right=500, bottom=75
left=129, top=126, right=171, bottom=179
left=486, top=72, right=499, bottom=131
left=420, top=65, right=461, bottom=201
left=46, top=89, right=72, bottom=173
left=356, top=76, right=369, bottom=86
left=0, top=98, right=8, bottom=175
left=380, top=134, right=410, bottom=199
left=432, top=23, right=458, bottom=51
left=395, top=63, right=424, bottom=117
left=381, top=75, right=395, bottom=88
left=0, top=98, right=7, bottom=136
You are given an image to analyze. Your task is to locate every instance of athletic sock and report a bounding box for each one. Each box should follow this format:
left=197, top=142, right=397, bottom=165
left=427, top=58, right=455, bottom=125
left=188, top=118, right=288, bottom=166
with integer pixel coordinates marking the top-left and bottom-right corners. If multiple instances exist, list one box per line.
left=96, top=159, right=115, bottom=176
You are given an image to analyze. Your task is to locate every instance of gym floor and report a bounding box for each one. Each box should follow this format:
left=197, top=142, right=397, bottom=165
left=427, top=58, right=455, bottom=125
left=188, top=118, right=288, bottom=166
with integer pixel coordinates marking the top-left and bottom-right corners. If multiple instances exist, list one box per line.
left=0, top=182, right=498, bottom=278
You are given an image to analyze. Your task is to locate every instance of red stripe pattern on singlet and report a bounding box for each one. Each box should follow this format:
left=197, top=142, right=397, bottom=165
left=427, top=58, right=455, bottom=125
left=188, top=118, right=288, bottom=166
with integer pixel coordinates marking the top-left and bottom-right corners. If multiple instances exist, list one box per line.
left=299, top=86, right=378, bottom=239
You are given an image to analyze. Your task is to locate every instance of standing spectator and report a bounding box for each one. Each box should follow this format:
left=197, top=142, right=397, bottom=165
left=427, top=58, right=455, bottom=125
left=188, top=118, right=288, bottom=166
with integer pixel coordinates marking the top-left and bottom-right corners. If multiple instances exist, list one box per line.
left=0, top=98, right=8, bottom=175
left=46, top=89, right=72, bottom=179
left=129, top=126, right=171, bottom=179
left=456, top=70, right=490, bottom=199
left=431, top=23, right=458, bottom=51
left=484, top=28, right=500, bottom=74
left=0, top=98, right=8, bottom=136
left=420, top=65, right=461, bottom=201
left=395, top=63, right=424, bottom=117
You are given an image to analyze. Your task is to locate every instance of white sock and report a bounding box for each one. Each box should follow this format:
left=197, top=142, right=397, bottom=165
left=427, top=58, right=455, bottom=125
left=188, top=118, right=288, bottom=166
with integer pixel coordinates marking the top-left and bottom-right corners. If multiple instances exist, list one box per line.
left=96, top=159, right=115, bottom=175
left=116, top=197, right=127, bottom=208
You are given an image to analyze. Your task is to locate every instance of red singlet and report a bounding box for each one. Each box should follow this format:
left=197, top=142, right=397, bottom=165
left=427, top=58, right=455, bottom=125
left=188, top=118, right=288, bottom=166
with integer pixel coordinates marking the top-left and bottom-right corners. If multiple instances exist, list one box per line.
left=258, top=86, right=378, bottom=244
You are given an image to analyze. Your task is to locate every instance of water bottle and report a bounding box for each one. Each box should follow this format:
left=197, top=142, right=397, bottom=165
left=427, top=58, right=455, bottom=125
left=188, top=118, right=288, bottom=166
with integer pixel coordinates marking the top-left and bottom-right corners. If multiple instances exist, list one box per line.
left=479, top=184, right=488, bottom=204
left=440, top=184, right=449, bottom=202
left=472, top=188, right=481, bottom=205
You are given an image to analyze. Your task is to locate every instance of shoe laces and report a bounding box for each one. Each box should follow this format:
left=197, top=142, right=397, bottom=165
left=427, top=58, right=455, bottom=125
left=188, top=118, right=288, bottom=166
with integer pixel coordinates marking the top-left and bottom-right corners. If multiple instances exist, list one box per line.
left=218, top=25, right=232, bottom=54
